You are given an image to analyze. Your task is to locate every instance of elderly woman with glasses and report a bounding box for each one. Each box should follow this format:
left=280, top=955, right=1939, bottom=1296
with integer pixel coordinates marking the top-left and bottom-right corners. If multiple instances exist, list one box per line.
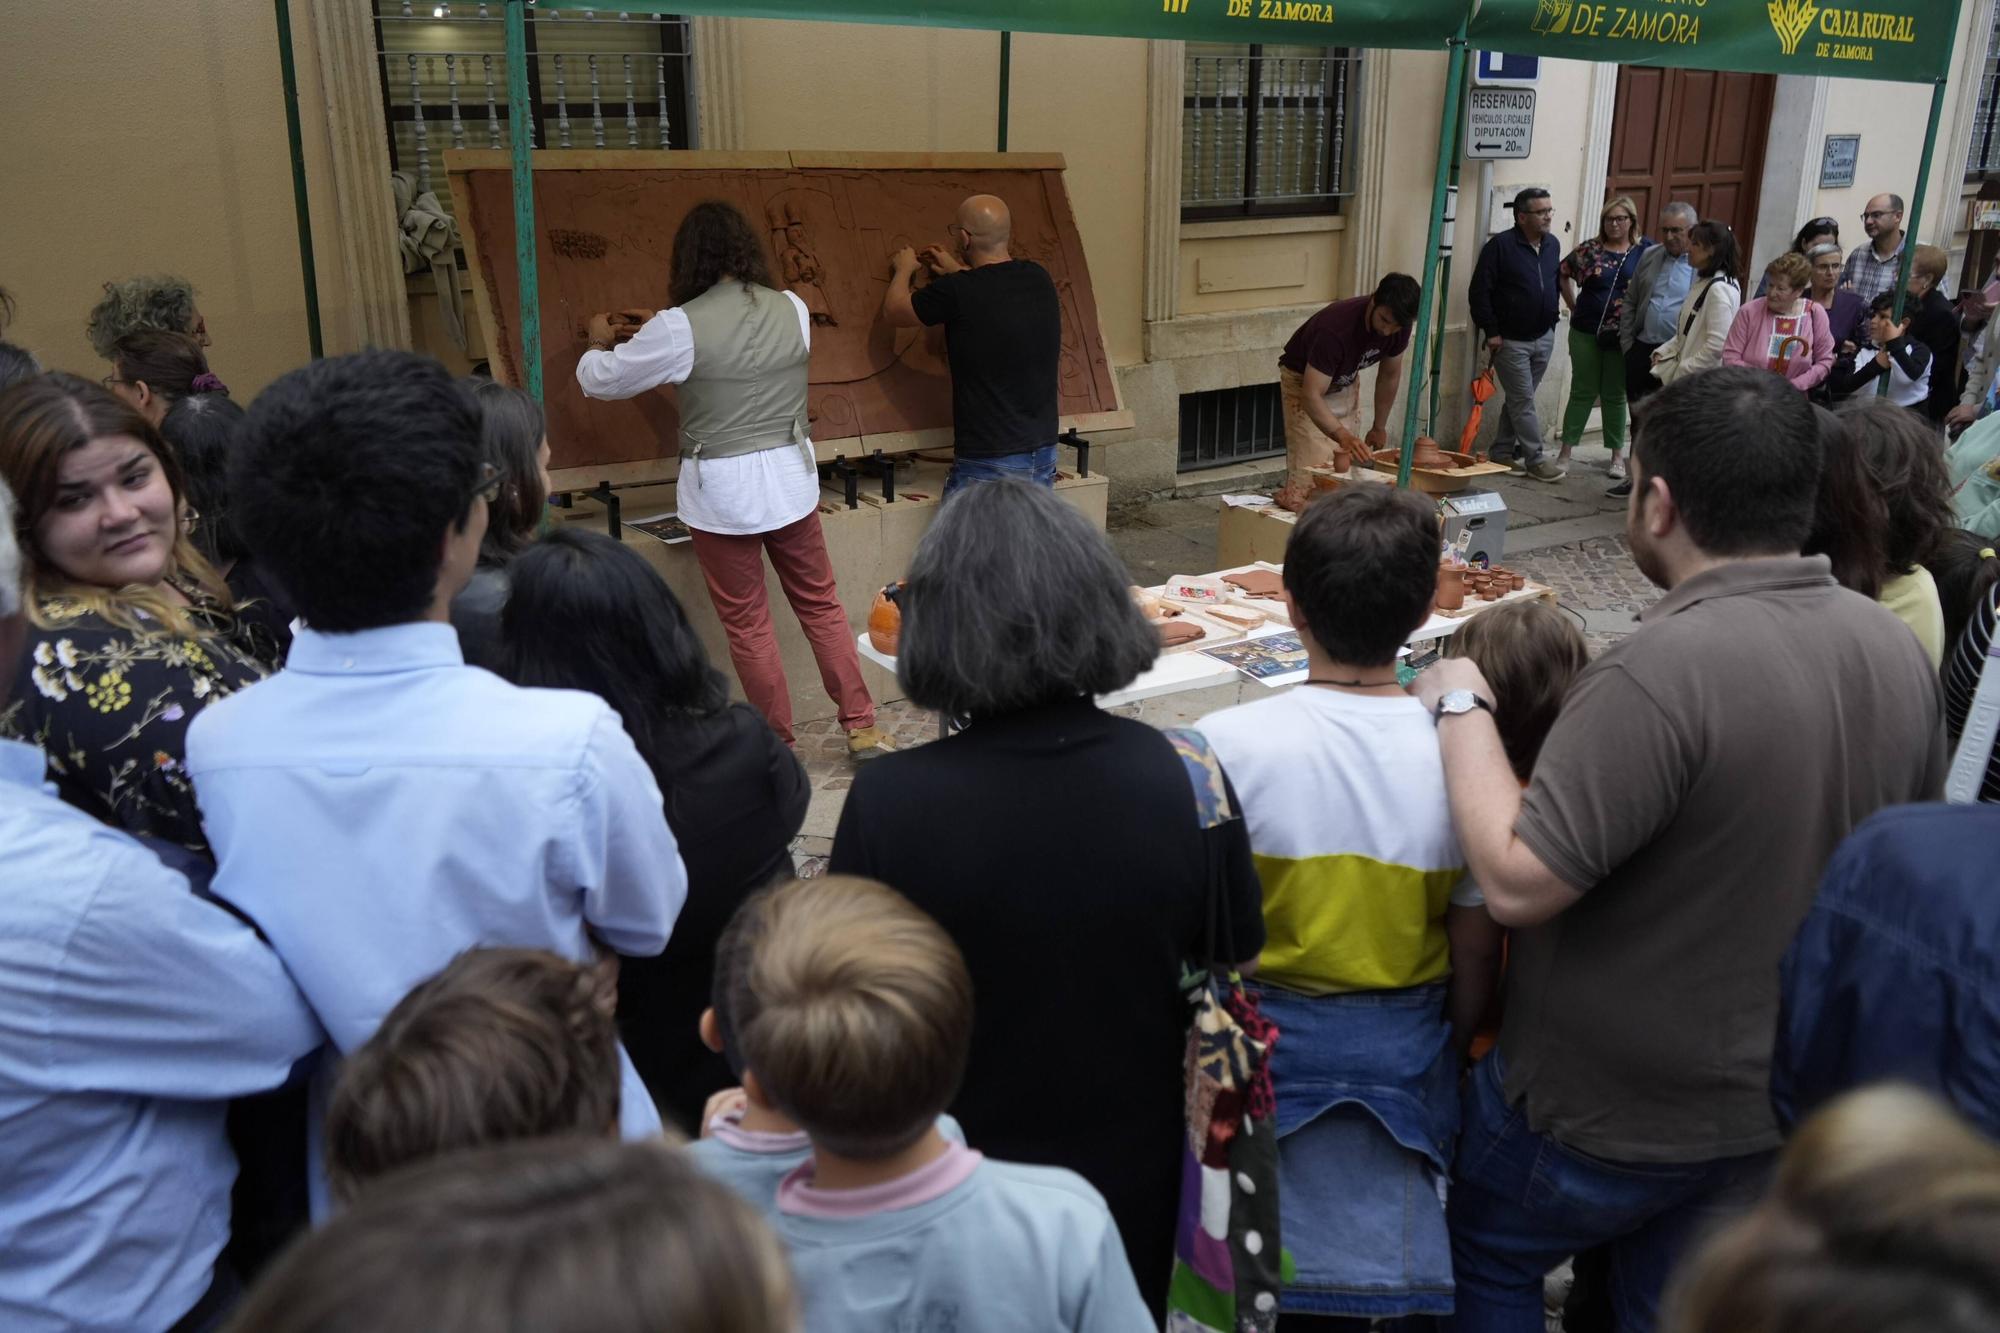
left=1756, top=217, right=1841, bottom=297
left=1558, top=195, right=1650, bottom=469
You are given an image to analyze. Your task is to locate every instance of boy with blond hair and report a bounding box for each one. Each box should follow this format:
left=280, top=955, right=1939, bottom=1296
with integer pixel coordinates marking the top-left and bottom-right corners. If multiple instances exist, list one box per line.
left=726, top=876, right=1153, bottom=1333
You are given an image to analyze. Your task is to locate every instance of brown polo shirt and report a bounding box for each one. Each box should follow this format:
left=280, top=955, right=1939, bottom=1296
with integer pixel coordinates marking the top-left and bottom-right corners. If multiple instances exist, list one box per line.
left=1499, top=556, right=1946, bottom=1163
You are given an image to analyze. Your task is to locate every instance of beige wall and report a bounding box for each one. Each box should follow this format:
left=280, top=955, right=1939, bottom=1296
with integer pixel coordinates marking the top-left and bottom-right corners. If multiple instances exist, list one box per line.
left=0, top=0, right=361, bottom=397
left=724, top=19, right=1149, bottom=370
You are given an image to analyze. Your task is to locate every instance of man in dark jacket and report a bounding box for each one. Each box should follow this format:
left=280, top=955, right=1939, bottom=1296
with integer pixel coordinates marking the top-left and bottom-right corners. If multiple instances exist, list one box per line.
left=1469, top=188, right=1567, bottom=481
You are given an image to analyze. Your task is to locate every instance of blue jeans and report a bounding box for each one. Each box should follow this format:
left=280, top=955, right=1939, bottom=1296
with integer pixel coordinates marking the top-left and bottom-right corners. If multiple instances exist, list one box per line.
left=1444, top=1053, right=1773, bottom=1333
left=941, top=443, right=1058, bottom=497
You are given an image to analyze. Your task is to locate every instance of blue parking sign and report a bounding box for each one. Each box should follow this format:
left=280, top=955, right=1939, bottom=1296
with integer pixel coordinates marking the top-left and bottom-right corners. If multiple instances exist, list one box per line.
left=1473, top=51, right=1540, bottom=87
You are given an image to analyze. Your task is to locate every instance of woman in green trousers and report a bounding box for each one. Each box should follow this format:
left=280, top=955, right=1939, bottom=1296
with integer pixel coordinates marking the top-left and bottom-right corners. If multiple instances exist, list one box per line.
left=1559, top=196, right=1648, bottom=473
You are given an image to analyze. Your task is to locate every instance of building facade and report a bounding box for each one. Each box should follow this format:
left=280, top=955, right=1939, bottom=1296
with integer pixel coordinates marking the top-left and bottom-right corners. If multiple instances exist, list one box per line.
left=7, top=2, right=1998, bottom=498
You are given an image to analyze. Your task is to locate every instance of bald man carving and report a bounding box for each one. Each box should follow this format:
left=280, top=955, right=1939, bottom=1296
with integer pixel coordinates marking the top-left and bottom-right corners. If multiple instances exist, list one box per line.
left=883, top=194, right=1063, bottom=496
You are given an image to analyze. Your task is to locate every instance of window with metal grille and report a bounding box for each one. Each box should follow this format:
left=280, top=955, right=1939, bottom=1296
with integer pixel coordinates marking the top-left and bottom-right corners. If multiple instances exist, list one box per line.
left=1967, top=5, right=2000, bottom=177
left=372, top=2, right=696, bottom=201
left=1182, top=44, right=1357, bottom=219
left=1179, top=384, right=1286, bottom=471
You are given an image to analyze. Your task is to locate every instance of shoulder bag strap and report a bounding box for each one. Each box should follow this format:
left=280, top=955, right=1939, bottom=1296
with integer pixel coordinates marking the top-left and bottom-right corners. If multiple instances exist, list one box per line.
left=1161, top=726, right=1239, bottom=971
left=1596, top=246, right=1641, bottom=337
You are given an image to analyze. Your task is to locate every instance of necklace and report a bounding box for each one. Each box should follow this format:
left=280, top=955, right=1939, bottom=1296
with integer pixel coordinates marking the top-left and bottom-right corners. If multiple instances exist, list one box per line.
left=1305, top=675, right=1402, bottom=690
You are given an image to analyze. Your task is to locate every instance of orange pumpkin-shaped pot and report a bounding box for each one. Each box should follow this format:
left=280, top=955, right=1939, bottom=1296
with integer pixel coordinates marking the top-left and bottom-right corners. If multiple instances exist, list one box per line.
left=868, top=582, right=905, bottom=656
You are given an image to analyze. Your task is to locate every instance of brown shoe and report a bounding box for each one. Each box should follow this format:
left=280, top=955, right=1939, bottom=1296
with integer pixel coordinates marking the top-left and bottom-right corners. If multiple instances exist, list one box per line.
left=846, top=725, right=894, bottom=761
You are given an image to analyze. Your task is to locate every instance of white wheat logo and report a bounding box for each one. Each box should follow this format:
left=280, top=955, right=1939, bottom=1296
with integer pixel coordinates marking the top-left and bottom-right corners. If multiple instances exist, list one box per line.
left=1768, top=0, right=1819, bottom=56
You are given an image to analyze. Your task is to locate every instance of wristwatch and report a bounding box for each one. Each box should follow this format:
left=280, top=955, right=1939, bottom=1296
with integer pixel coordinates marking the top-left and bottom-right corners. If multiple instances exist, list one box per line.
left=1433, top=689, right=1495, bottom=723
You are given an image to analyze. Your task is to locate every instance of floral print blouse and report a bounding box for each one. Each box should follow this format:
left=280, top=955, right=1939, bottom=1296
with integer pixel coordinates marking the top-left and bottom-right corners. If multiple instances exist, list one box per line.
left=1, top=591, right=275, bottom=854
left=1562, top=237, right=1649, bottom=339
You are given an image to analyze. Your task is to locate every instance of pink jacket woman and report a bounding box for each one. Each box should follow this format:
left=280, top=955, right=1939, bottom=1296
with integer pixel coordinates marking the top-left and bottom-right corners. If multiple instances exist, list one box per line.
left=1721, top=296, right=1835, bottom=391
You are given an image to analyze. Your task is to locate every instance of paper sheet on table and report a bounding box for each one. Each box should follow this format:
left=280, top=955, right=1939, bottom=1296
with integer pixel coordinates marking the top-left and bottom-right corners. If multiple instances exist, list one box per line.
left=1199, top=631, right=1308, bottom=686
left=1219, top=494, right=1275, bottom=508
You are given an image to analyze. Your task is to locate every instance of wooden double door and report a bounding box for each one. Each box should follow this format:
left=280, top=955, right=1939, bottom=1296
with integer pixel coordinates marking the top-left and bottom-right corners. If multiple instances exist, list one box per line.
left=1607, top=67, right=1775, bottom=239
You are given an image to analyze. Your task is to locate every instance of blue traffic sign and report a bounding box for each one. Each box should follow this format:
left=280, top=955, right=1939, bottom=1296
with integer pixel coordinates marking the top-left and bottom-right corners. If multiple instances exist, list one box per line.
left=1473, top=51, right=1540, bottom=87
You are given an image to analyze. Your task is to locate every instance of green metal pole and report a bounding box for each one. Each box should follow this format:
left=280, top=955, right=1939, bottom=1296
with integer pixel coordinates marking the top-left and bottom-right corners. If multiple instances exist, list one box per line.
left=507, top=0, right=543, bottom=401
left=998, top=31, right=1012, bottom=152
left=1399, top=27, right=1470, bottom=488
left=1891, top=77, right=1950, bottom=325
left=273, top=0, right=323, bottom=359
left=1879, top=77, right=1947, bottom=396
left=1426, top=76, right=1469, bottom=434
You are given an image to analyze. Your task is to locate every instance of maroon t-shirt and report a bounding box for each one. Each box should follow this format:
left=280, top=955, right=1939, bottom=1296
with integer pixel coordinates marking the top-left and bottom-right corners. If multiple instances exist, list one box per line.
left=1278, top=295, right=1411, bottom=389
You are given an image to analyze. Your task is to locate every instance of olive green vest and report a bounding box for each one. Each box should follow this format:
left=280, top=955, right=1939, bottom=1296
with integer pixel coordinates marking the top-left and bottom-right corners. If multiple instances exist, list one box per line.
left=677, top=283, right=810, bottom=471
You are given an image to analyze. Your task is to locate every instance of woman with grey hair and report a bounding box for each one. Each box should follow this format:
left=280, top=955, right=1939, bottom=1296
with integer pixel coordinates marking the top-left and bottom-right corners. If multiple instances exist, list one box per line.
left=829, top=479, right=1266, bottom=1321
left=85, top=274, right=209, bottom=360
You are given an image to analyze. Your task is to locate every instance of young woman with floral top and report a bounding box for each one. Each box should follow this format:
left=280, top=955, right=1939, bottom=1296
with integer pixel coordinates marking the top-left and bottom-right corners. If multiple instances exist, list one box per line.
left=0, top=373, right=275, bottom=856
left=1558, top=196, right=1650, bottom=469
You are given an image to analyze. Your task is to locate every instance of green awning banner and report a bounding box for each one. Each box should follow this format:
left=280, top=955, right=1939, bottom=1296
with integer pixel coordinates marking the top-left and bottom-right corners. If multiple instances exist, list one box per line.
left=537, top=0, right=1468, bottom=49
left=1468, top=0, right=1956, bottom=84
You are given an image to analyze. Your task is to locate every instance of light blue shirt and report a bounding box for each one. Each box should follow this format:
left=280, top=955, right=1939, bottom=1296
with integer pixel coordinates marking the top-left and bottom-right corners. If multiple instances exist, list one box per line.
left=689, top=1113, right=965, bottom=1208
left=185, top=622, right=687, bottom=1146
left=776, top=1158, right=1155, bottom=1333
left=1640, top=252, right=1695, bottom=344
left=0, top=738, right=322, bottom=1333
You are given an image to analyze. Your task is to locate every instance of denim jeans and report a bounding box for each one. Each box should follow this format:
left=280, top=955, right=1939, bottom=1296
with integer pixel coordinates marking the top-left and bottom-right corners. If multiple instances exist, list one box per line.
left=1444, top=1052, right=1773, bottom=1333
left=1254, top=983, right=1458, bottom=1319
left=1489, top=330, right=1555, bottom=465
left=941, top=443, right=1058, bottom=497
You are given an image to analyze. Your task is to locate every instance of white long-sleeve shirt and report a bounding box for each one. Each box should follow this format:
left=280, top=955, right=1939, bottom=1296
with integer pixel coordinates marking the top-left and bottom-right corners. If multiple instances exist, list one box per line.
left=577, top=292, right=821, bottom=536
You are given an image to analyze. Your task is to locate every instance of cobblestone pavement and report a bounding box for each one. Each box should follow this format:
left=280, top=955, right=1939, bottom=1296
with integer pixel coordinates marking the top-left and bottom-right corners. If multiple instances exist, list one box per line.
left=788, top=480, right=1658, bottom=874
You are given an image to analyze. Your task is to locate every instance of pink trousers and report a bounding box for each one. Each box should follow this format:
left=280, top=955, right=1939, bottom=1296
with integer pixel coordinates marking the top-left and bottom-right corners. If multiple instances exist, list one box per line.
left=686, top=512, right=875, bottom=743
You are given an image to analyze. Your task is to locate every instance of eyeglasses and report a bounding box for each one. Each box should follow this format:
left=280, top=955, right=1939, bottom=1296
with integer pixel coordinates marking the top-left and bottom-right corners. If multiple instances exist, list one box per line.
left=1605, top=214, right=1634, bottom=224
left=1861, top=210, right=1899, bottom=222
left=100, top=374, right=129, bottom=390
left=1807, top=217, right=1837, bottom=230
left=470, top=462, right=502, bottom=506
left=1524, top=207, right=1554, bottom=218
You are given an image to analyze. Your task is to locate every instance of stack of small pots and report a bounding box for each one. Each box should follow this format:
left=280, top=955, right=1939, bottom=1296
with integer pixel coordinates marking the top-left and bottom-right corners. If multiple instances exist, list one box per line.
left=1437, top=563, right=1524, bottom=611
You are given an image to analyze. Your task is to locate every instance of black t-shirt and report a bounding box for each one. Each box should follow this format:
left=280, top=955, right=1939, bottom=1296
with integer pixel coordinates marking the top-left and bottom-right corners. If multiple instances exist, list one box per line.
left=829, top=699, right=1264, bottom=1321
left=910, top=259, right=1061, bottom=458
left=616, top=702, right=810, bottom=1133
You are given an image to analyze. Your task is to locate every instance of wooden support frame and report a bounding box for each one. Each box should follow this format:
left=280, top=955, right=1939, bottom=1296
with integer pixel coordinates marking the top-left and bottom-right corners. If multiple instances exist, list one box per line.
left=448, top=147, right=1132, bottom=494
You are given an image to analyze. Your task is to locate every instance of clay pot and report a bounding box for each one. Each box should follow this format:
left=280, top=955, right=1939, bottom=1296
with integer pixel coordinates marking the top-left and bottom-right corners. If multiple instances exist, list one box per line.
left=1435, top=566, right=1467, bottom=612
left=1410, top=435, right=1451, bottom=470
left=867, top=582, right=905, bottom=655
left=1509, top=572, right=1526, bottom=591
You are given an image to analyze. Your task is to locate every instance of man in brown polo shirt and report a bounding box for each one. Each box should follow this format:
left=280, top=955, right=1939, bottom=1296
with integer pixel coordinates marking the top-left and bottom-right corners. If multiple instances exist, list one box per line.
left=1413, top=366, right=1945, bottom=1333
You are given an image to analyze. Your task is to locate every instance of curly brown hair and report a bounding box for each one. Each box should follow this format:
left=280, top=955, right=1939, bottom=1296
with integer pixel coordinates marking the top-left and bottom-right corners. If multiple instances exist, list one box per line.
left=668, top=201, right=777, bottom=309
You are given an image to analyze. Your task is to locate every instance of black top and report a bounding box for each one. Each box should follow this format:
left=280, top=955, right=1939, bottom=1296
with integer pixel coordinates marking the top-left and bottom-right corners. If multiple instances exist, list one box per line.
left=2, top=590, right=274, bottom=853
left=227, top=558, right=295, bottom=661
left=911, top=259, right=1061, bottom=459
left=448, top=562, right=511, bottom=671
left=828, top=698, right=1265, bottom=1321
left=618, top=702, right=809, bottom=1133
left=1468, top=226, right=1563, bottom=342
left=1907, top=286, right=1963, bottom=422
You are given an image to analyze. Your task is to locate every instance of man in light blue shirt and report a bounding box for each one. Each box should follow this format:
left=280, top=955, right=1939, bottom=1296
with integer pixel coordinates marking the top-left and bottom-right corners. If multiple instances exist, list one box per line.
left=186, top=352, right=687, bottom=1154
left=0, top=479, right=324, bottom=1332
left=1620, top=201, right=1698, bottom=409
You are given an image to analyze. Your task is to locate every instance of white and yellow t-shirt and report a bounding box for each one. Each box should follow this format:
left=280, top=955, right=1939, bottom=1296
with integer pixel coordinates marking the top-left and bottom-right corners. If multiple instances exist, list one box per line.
left=1196, top=687, right=1479, bottom=996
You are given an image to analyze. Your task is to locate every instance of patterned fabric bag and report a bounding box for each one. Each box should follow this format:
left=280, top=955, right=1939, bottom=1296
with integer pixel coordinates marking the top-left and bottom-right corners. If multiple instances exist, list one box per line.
left=1161, top=728, right=1287, bottom=1333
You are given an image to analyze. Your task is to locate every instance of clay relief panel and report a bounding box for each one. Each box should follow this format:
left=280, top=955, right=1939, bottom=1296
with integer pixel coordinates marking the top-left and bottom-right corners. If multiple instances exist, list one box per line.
left=456, top=163, right=1120, bottom=474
